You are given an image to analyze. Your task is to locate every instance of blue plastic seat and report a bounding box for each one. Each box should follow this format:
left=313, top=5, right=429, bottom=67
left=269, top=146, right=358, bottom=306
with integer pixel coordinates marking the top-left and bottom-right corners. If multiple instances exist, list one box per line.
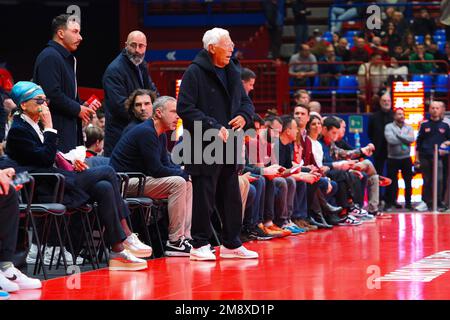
left=435, top=74, right=449, bottom=93
left=435, top=29, right=446, bottom=36
left=336, top=75, right=358, bottom=94
left=437, top=41, right=446, bottom=53
left=345, top=30, right=359, bottom=38
left=323, top=31, right=333, bottom=38
left=433, top=35, right=445, bottom=43
left=411, top=74, right=433, bottom=92
left=415, top=35, right=424, bottom=44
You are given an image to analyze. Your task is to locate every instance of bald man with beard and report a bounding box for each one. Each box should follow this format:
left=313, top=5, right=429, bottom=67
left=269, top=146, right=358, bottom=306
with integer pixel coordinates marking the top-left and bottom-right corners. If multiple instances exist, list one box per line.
left=102, top=31, right=159, bottom=156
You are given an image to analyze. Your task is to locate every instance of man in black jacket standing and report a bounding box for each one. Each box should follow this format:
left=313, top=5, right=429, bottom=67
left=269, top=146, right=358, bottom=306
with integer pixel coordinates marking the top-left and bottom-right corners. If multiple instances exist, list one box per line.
left=33, top=14, right=100, bottom=153
left=177, top=28, right=257, bottom=261
left=102, top=31, right=158, bottom=156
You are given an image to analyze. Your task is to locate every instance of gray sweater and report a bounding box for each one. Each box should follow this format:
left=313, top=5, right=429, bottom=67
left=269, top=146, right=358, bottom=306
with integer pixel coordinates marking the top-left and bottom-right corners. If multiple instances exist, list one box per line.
left=384, top=122, right=415, bottom=159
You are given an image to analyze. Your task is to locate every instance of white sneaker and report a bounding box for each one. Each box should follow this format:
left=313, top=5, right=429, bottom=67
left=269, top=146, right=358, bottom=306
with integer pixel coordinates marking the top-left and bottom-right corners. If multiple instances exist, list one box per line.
left=109, top=250, right=148, bottom=271
left=219, top=245, right=259, bottom=259
left=0, top=266, right=42, bottom=290
left=123, top=233, right=152, bottom=258
left=27, top=244, right=83, bottom=266
left=190, top=244, right=217, bottom=261
left=415, top=201, right=429, bottom=212
left=0, top=273, right=20, bottom=292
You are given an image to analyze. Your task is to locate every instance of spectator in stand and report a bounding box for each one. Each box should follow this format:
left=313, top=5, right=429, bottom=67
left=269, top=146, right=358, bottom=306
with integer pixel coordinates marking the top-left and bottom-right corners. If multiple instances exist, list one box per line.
left=426, top=42, right=447, bottom=73
left=370, top=36, right=389, bottom=61
left=382, top=6, right=396, bottom=26
left=391, top=44, right=410, bottom=66
left=330, top=1, right=364, bottom=34
left=122, top=89, right=156, bottom=135
left=358, top=53, right=388, bottom=96
left=85, top=126, right=104, bottom=158
left=293, top=89, right=311, bottom=106
left=96, top=109, right=105, bottom=130
left=386, top=57, right=409, bottom=89
left=308, top=29, right=332, bottom=58
left=335, top=37, right=351, bottom=73
left=368, top=91, right=394, bottom=191
left=241, top=68, right=256, bottom=97
left=33, top=14, right=101, bottom=153
left=384, top=22, right=402, bottom=55
left=308, top=101, right=321, bottom=114
left=415, top=101, right=450, bottom=212
left=332, top=33, right=340, bottom=48
left=384, top=108, right=415, bottom=211
left=348, top=38, right=373, bottom=74
left=410, top=43, right=434, bottom=74
left=262, top=0, right=285, bottom=60
left=289, top=44, right=318, bottom=87
left=102, top=30, right=159, bottom=156
left=292, top=0, right=310, bottom=53
left=392, top=11, right=410, bottom=36
left=401, top=32, right=416, bottom=58
left=412, top=9, right=437, bottom=36
left=318, top=45, right=342, bottom=86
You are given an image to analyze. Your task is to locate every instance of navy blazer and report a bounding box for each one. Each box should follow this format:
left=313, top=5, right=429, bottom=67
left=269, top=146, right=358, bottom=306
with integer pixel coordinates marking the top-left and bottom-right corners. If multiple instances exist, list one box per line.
left=176, top=49, right=254, bottom=176
left=33, top=40, right=82, bottom=153
left=5, top=115, right=89, bottom=208
left=102, top=50, right=158, bottom=156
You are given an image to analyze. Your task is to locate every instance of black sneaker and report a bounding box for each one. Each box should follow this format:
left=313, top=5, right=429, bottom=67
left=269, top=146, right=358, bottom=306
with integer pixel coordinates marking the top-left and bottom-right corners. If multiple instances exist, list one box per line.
left=240, top=230, right=251, bottom=243
left=164, top=238, right=191, bottom=257
left=248, top=226, right=274, bottom=241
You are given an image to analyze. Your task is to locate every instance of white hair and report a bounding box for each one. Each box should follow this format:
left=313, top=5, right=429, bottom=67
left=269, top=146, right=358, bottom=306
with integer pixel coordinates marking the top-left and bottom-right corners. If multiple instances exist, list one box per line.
left=202, top=28, right=230, bottom=50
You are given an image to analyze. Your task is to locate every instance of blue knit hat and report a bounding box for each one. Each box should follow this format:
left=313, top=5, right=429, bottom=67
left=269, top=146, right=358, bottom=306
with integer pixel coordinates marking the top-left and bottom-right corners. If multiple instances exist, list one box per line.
left=10, top=81, right=45, bottom=107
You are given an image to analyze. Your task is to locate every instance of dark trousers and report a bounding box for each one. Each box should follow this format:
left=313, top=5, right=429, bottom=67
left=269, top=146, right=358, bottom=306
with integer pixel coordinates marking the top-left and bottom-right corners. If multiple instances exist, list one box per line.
left=191, top=165, right=242, bottom=249
left=244, top=178, right=265, bottom=228
left=420, top=156, right=444, bottom=207
left=0, top=188, right=19, bottom=262
left=75, top=166, right=128, bottom=246
left=386, top=157, right=413, bottom=206
left=292, top=181, right=308, bottom=220
left=374, top=154, right=387, bottom=201
left=327, top=169, right=354, bottom=208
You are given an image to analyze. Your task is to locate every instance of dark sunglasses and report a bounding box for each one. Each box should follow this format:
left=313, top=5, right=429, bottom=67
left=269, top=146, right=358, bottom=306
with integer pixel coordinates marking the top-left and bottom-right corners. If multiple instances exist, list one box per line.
left=30, top=98, right=50, bottom=105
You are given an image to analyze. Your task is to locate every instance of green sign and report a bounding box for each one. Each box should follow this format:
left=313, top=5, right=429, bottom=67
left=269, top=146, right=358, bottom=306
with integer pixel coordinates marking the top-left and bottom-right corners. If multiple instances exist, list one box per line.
left=349, top=115, right=363, bottom=133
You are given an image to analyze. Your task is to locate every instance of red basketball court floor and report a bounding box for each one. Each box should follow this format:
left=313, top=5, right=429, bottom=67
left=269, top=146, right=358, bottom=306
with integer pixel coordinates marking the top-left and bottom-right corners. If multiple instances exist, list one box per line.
left=9, top=212, right=450, bottom=300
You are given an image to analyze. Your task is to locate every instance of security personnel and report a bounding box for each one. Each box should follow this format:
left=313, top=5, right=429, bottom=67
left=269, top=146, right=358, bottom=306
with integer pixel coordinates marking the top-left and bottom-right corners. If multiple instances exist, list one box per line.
left=415, top=101, right=450, bottom=211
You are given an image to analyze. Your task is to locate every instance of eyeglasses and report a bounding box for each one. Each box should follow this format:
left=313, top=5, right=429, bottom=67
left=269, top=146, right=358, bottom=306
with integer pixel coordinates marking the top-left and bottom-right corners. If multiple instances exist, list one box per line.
left=216, top=42, right=235, bottom=50
left=128, top=42, right=147, bottom=50
left=30, top=98, right=50, bottom=105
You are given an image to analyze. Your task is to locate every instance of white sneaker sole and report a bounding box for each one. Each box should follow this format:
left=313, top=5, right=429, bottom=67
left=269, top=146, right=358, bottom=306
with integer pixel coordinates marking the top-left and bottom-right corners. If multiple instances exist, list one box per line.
left=164, top=251, right=191, bottom=257
left=16, top=282, right=42, bottom=290
left=220, top=254, right=259, bottom=259
left=189, top=255, right=216, bottom=261
left=109, top=264, right=148, bottom=271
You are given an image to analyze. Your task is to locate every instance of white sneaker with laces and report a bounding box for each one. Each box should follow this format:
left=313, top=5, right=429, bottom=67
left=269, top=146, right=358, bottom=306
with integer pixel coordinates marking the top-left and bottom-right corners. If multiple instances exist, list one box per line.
left=123, top=233, right=152, bottom=258
left=0, top=273, right=20, bottom=292
left=220, top=245, right=259, bottom=259
left=27, top=244, right=83, bottom=266
left=0, top=266, right=42, bottom=290
left=109, top=250, right=148, bottom=271
left=190, top=244, right=216, bottom=261
left=415, top=201, right=429, bottom=212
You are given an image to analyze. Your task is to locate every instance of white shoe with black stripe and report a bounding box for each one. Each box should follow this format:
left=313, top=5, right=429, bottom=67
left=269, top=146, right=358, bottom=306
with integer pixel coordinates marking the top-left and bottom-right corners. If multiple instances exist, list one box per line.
left=164, top=238, right=192, bottom=257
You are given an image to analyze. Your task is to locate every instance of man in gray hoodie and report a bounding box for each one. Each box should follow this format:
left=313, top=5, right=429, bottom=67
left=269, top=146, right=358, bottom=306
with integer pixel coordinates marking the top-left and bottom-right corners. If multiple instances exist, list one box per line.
left=384, top=108, right=415, bottom=210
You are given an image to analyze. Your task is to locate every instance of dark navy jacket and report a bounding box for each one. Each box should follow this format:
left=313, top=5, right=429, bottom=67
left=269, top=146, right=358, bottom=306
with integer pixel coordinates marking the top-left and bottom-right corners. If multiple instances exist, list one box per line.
left=176, top=49, right=254, bottom=176
left=102, top=50, right=158, bottom=156
left=110, top=119, right=188, bottom=180
left=5, top=115, right=89, bottom=208
left=33, top=40, right=82, bottom=153
left=417, top=119, right=450, bottom=158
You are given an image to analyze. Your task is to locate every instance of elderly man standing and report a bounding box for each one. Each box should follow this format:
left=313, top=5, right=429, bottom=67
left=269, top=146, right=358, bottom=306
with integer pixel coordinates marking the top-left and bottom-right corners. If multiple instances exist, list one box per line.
left=177, top=28, right=257, bottom=260
left=289, top=44, right=318, bottom=87
left=103, top=31, right=158, bottom=156
left=33, top=14, right=101, bottom=153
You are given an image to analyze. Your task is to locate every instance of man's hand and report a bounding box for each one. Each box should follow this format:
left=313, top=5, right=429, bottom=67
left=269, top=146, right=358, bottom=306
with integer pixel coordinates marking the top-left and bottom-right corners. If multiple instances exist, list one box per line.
left=293, top=172, right=320, bottom=184
left=229, top=115, right=246, bottom=131
left=73, top=160, right=89, bottom=172
left=0, top=168, right=15, bottom=195
left=84, top=99, right=101, bottom=112
left=320, top=166, right=330, bottom=175
left=263, top=164, right=282, bottom=176
left=79, top=105, right=95, bottom=123
left=350, top=169, right=364, bottom=180
left=218, top=127, right=229, bottom=143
